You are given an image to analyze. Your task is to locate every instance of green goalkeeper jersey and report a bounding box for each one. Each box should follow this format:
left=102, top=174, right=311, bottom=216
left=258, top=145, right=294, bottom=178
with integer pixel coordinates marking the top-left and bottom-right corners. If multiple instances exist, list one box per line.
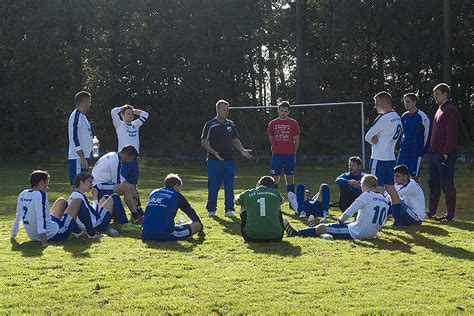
left=236, top=186, right=284, bottom=239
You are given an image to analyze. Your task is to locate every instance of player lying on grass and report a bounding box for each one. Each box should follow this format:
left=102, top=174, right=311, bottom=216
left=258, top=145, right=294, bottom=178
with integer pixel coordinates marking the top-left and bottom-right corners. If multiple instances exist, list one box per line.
left=68, top=172, right=141, bottom=236
left=287, top=183, right=330, bottom=219
left=387, top=164, right=425, bottom=229
left=283, top=174, right=389, bottom=240
left=92, top=145, right=144, bottom=223
left=141, top=173, right=204, bottom=242
left=10, top=170, right=101, bottom=246
left=235, top=176, right=285, bottom=242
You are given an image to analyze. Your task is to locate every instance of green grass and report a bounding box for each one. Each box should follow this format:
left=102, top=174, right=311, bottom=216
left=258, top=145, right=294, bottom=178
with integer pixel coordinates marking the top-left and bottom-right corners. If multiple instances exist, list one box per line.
left=0, top=158, right=473, bottom=314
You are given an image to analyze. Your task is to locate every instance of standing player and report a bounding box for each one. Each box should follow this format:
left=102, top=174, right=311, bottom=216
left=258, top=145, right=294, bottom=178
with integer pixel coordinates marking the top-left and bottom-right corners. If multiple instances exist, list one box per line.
left=267, top=101, right=300, bottom=194
left=283, top=175, right=389, bottom=240
left=335, top=156, right=365, bottom=212
left=389, top=165, right=425, bottom=227
left=111, top=104, right=149, bottom=198
left=10, top=170, right=100, bottom=246
left=201, top=99, right=252, bottom=218
left=235, top=176, right=285, bottom=242
left=427, top=83, right=459, bottom=222
left=397, top=93, right=430, bottom=183
left=364, top=91, right=403, bottom=229
left=68, top=91, right=94, bottom=185
left=287, top=183, right=330, bottom=219
left=141, top=174, right=204, bottom=242
left=91, top=145, right=143, bottom=222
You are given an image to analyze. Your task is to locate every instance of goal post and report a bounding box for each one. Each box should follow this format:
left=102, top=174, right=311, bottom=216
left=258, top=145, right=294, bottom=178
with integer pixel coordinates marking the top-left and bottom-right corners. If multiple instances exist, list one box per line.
left=230, top=101, right=367, bottom=169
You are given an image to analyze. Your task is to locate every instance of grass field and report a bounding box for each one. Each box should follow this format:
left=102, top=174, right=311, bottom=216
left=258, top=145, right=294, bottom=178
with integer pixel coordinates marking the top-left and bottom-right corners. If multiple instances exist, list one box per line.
left=0, top=157, right=473, bottom=314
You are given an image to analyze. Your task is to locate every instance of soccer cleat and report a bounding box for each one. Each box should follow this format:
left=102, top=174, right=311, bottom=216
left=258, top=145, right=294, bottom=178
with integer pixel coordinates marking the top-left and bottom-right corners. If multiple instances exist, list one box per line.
left=208, top=211, right=217, bottom=217
left=298, top=211, right=307, bottom=218
left=390, top=224, right=402, bottom=230
left=436, top=215, right=455, bottom=222
left=121, top=222, right=141, bottom=232
left=107, top=227, right=119, bottom=236
left=87, top=233, right=105, bottom=239
left=283, top=218, right=296, bottom=237
left=73, top=231, right=86, bottom=238
left=321, top=233, right=334, bottom=240
left=224, top=210, right=235, bottom=218
left=307, top=215, right=316, bottom=227
left=426, top=211, right=437, bottom=220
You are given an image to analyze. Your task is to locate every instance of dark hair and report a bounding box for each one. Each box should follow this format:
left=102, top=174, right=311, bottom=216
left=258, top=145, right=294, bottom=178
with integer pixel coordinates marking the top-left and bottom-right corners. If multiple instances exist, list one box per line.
left=258, top=176, right=275, bottom=188
left=278, top=101, right=291, bottom=110
left=349, top=156, right=362, bottom=166
left=164, top=173, right=182, bottom=187
left=120, top=104, right=134, bottom=116
left=74, top=172, right=93, bottom=188
left=433, top=83, right=451, bottom=98
left=374, top=91, right=392, bottom=105
left=120, top=145, right=139, bottom=157
left=403, top=92, right=418, bottom=103
left=394, top=164, right=410, bottom=177
left=75, top=91, right=91, bottom=105
left=30, top=170, right=49, bottom=188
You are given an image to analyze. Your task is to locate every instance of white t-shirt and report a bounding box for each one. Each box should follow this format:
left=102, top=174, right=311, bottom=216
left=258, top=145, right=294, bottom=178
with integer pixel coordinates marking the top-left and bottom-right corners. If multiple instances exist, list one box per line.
left=365, top=111, right=402, bottom=161
left=394, top=179, right=425, bottom=221
left=339, top=191, right=389, bottom=239
left=92, top=152, right=125, bottom=185
left=10, top=190, right=59, bottom=241
left=111, top=107, right=149, bottom=153
left=68, top=109, right=93, bottom=159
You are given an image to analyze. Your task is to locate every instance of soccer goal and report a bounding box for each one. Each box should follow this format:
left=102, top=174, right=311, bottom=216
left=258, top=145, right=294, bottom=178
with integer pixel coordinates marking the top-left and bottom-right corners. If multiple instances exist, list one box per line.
left=230, top=101, right=371, bottom=169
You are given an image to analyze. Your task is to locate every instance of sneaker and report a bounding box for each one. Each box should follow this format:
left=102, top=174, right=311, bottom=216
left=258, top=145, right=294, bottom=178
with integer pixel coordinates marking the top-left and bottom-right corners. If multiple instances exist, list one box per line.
left=390, top=224, right=402, bottom=230
left=321, top=233, right=334, bottom=240
left=73, top=231, right=86, bottom=238
left=307, top=215, right=316, bottom=227
left=426, top=211, right=437, bottom=220
left=208, top=211, right=217, bottom=217
left=283, top=218, right=296, bottom=237
left=88, top=233, right=105, bottom=239
left=224, top=210, right=235, bottom=218
left=323, top=210, right=330, bottom=218
left=121, top=222, right=141, bottom=232
left=107, top=227, right=119, bottom=236
left=436, top=215, right=455, bottom=222
left=298, top=211, right=307, bottom=218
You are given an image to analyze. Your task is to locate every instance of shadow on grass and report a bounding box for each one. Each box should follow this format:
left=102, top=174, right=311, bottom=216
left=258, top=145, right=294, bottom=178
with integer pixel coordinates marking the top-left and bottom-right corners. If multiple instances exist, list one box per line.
left=62, top=238, right=97, bottom=258
left=143, top=235, right=205, bottom=252
left=212, top=216, right=241, bottom=235
left=11, top=240, right=46, bottom=257
left=447, top=219, right=474, bottom=233
left=246, top=240, right=302, bottom=257
left=353, top=235, right=415, bottom=255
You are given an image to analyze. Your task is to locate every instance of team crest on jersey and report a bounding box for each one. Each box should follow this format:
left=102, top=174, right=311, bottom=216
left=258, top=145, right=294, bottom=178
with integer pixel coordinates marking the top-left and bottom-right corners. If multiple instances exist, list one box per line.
left=227, top=126, right=232, bottom=132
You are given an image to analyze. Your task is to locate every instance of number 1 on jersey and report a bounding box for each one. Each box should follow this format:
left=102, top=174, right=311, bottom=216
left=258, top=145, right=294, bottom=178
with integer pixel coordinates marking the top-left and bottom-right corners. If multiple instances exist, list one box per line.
left=257, top=197, right=266, bottom=217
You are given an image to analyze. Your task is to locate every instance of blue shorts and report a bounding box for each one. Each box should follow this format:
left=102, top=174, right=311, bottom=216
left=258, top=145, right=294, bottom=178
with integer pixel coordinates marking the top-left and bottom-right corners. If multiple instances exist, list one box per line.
left=325, top=223, right=353, bottom=240
left=270, top=154, right=296, bottom=176
left=397, top=155, right=422, bottom=177
left=369, top=159, right=395, bottom=186
left=121, top=157, right=139, bottom=185
left=141, top=224, right=192, bottom=242
left=49, top=214, right=76, bottom=241
left=94, top=183, right=115, bottom=200
left=94, top=208, right=113, bottom=231
left=68, top=157, right=91, bottom=185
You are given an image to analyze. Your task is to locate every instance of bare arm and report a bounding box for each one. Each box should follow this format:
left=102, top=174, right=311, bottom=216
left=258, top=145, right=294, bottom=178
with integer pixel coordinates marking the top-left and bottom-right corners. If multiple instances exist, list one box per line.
left=200, top=139, right=224, bottom=161
left=294, top=135, right=300, bottom=152
left=39, top=233, right=48, bottom=247
left=232, top=138, right=252, bottom=159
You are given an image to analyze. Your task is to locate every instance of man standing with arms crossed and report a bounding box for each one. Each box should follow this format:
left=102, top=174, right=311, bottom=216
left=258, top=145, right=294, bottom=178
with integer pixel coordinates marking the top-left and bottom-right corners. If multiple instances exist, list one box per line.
left=201, top=100, right=252, bottom=218
left=365, top=91, right=403, bottom=229
left=267, top=101, right=300, bottom=195
left=68, top=91, right=94, bottom=185
left=426, top=83, right=459, bottom=222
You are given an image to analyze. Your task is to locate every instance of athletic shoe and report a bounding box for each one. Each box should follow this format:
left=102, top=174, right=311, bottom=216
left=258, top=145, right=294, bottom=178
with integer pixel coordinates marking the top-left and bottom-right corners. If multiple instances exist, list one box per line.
left=73, top=231, right=86, bottom=238
left=298, top=211, right=307, bottom=218
left=107, top=227, right=119, bottom=236
left=321, top=233, right=334, bottom=240
left=307, top=215, right=316, bottom=227
left=88, top=233, right=105, bottom=239
left=426, top=211, right=437, bottom=220
left=131, top=215, right=144, bottom=225
left=436, top=215, right=455, bottom=222
left=390, top=224, right=402, bottom=230
left=224, top=210, right=235, bottom=218
left=208, top=211, right=216, bottom=217
left=283, top=218, right=296, bottom=237
left=323, top=210, right=330, bottom=218
left=121, top=222, right=141, bottom=232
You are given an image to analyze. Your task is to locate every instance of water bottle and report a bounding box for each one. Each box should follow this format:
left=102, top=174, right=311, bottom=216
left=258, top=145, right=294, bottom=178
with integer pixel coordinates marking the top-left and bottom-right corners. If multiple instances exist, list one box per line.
left=92, top=136, right=100, bottom=158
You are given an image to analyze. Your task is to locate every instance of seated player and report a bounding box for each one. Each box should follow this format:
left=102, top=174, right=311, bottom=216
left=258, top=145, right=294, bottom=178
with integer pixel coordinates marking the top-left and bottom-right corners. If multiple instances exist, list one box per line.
left=68, top=172, right=141, bottom=235
left=141, top=173, right=204, bottom=242
left=235, top=176, right=285, bottom=242
left=287, top=183, right=330, bottom=219
left=283, top=174, right=389, bottom=240
left=10, top=170, right=100, bottom=246
left=91, top=145, right=144, bottom=223
left=335, top=156, right=365, bottom=212
left=388, top=165, right=425, bottom=228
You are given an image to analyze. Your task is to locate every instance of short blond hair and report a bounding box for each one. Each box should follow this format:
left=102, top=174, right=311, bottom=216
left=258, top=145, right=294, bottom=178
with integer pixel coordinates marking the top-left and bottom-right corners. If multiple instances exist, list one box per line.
left=361, top=174, right=378, bottom=190
left=216, top=99, right=229, bottom=109
left=164, top=173, right=182, bottom=187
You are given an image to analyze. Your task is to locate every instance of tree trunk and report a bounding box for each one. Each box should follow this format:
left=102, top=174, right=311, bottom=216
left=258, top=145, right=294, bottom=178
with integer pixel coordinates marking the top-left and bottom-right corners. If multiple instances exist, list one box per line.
left=442, top=0, right=452, bottom=85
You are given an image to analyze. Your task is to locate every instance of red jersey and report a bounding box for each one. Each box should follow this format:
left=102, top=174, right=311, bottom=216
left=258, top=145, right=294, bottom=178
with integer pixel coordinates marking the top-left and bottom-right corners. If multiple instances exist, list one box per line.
left=267, top=118, right=300, bottom=154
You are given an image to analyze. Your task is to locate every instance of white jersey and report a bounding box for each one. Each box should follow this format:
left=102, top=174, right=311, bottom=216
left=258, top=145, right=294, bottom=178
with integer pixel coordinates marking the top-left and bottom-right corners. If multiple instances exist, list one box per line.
left=68, top=109, right=93, bottom=159
left=92, top=152, right=125, bottom=185
left=394, top=179, right=425, bottom=221
left=68, top=191, right=99, bottom=227
left=365, top=111, right=402, bottom=161
left=339, top=191, right=389, bottom=239
left=10, top=190, right=59, bottom=241
left=111, top=107, right=149, bottom=153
